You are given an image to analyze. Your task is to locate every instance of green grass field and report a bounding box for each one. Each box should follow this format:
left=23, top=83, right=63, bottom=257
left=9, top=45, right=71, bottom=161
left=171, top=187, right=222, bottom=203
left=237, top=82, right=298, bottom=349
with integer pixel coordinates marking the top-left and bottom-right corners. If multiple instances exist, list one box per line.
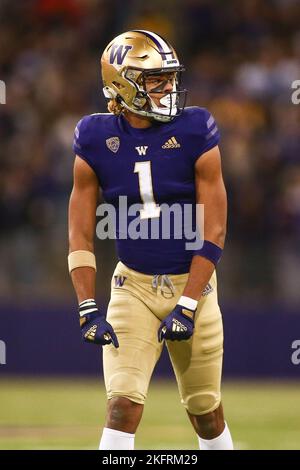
left=0, top=378, right=299, bottom=450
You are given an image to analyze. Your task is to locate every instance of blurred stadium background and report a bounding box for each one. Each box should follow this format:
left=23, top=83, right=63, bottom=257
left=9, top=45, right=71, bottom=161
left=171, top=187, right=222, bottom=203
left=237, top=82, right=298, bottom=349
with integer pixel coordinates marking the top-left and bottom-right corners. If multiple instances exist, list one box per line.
left=0, top=0, right=300, bottom=450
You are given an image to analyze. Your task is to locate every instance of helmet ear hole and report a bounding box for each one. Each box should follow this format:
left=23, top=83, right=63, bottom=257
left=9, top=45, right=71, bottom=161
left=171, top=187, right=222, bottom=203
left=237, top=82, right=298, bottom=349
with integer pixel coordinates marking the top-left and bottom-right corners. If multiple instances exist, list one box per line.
left=112, top=81, right=123, bottom=90
left=133, top=91, right=147, bottom=109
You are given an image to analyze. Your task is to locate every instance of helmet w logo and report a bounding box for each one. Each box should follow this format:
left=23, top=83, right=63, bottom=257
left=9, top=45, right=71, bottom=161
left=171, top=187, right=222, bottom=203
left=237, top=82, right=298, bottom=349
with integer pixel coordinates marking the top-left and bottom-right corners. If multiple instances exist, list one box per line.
left=109, top=44, right=133, bottom=65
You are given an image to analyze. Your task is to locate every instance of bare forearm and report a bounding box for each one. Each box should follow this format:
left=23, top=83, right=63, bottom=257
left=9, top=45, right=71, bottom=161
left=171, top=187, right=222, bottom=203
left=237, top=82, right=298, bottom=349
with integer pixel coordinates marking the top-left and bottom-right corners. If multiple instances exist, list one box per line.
left=186, top=146, right=227, bottom=302
left=68, top=166, right=98, bottom=303
left=182, top=256, right=215, bottom=301
left=183, top=224, right=225, bottom=300
left=71, top=267, right=96, bottom=303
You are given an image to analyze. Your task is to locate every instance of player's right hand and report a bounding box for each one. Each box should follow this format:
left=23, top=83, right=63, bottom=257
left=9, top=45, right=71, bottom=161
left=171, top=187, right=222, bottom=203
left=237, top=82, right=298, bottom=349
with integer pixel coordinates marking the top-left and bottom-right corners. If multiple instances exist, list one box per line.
left=79, top=299, right=119, bottom=348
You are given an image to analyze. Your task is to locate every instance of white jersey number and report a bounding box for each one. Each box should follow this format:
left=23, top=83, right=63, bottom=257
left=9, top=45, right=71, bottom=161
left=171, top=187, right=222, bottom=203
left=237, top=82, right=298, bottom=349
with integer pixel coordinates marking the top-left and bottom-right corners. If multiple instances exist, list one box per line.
left=134, top=161, right=160, bottom=219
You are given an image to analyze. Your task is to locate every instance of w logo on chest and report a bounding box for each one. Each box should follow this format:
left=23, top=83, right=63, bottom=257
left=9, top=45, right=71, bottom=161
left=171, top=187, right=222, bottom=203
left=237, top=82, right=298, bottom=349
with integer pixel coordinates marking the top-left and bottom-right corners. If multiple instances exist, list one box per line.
left=114, top=275, right=127, bottom=287
left=109, top=44, right=133, bottom=65
left=135, top=146, right=148, bottom=156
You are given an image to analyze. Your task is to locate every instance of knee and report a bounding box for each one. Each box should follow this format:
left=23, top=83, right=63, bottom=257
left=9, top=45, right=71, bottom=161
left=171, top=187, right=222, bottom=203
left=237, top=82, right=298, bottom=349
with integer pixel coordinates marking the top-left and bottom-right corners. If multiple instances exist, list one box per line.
left=106, top=371, right=147, bottom=405
left=106, top=397, right=143, bottom=433
left=189, top=403, right=224, bottom=439
left=185, top=391, right=220, bottom=416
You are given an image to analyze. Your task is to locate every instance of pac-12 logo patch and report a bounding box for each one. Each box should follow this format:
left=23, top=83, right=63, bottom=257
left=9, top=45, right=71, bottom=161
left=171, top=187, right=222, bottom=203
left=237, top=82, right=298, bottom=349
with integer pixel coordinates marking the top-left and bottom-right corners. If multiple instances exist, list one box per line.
left=106, top=137, right=120, bottom=153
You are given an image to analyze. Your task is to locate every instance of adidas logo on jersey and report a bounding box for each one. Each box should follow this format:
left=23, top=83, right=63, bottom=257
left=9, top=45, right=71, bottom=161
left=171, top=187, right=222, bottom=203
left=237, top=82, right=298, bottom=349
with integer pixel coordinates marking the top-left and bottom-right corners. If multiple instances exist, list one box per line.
left=162, top=137, right=181, bottom=149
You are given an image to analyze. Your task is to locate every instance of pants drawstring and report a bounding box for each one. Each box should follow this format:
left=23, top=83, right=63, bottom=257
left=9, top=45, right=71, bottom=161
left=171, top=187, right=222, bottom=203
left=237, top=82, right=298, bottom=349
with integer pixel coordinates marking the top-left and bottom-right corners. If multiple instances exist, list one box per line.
left=152, top=274, right=175, bottom=298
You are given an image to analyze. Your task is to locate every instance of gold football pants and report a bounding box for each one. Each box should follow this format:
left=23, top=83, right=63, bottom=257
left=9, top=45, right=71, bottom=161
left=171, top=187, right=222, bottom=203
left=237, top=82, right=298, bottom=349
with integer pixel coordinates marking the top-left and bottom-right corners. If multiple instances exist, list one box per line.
left=103, top=261, right=223, bottom=415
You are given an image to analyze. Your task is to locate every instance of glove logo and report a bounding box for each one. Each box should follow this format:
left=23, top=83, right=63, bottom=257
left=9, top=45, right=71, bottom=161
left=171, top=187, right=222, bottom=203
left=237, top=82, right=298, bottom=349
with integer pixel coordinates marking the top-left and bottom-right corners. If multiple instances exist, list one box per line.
left=172, top=318, right=187, bottom=332
left=84, top=324, right=97, bottom=341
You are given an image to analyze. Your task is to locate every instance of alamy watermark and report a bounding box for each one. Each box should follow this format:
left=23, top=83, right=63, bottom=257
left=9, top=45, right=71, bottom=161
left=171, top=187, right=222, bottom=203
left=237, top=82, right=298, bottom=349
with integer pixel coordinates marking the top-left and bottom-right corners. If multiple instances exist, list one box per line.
left=96, top=197, right=204, bottom=250
left=291, top=340, right=300, bottom=365
left=0, top=340, right=6, bottom=365
left=291, top=80, right=300, bottom=105
left=0, top=80, right=6, bottom=104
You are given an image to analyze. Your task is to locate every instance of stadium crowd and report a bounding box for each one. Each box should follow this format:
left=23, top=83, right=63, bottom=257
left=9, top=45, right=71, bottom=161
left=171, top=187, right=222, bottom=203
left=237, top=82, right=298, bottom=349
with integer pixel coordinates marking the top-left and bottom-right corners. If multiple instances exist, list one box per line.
left=0, top=0, right=299, bottom=304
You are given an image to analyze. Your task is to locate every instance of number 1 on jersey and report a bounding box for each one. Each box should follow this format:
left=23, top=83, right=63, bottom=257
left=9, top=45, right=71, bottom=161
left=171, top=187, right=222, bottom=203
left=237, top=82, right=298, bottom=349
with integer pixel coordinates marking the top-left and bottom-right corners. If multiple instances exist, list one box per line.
left=134, top=161, right=160, bottom=219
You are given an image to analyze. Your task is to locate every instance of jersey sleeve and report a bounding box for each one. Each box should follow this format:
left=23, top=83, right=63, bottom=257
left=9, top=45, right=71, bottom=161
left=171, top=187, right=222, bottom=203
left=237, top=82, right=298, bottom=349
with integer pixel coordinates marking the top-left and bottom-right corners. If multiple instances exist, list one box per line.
left=72, top=115, right=97, bottom=173
left=200, top=108, right=220, bottom=154
left=190, top=107, right=220, bottom=163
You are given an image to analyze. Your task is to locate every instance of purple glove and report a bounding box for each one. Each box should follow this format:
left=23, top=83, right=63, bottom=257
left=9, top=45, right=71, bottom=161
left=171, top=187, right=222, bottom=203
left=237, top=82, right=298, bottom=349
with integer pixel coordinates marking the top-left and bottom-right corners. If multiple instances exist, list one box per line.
left=158, top=301, right=196, bottom=342
left=79, top=299, right=119, bottom=348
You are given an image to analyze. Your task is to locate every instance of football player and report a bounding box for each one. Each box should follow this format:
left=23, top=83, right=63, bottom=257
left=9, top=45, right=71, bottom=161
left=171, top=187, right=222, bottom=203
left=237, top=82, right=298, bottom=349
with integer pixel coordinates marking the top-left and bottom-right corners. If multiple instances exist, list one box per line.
left=68, top=30, right=233, bottom=450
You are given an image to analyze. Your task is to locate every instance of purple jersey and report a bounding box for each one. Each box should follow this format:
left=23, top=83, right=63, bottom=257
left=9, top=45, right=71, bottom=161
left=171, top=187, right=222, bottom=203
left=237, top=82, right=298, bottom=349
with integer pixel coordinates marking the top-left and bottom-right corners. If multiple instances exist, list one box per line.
left=73, top=107, right=220, bottom=274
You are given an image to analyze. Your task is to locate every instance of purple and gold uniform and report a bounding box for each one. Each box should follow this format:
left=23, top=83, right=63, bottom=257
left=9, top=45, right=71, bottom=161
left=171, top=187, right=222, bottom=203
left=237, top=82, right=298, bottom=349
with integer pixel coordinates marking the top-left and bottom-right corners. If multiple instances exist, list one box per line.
left=73, top=107, right=223, bottom=414
left=73, top=107, right=219, bottom=274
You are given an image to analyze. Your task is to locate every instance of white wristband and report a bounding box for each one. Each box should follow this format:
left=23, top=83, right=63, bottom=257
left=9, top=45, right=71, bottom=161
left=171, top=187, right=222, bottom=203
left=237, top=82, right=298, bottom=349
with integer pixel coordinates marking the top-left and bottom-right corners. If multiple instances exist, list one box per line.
left=68, top=250, right=97, bottom=273
left=178, top=295, right=198, bottom=311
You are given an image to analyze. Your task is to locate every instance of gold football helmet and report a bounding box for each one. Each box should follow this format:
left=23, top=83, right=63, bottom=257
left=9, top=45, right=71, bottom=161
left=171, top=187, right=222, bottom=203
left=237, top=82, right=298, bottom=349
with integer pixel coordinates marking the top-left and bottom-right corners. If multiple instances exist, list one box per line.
left=101, top=30, right=186, bottom=122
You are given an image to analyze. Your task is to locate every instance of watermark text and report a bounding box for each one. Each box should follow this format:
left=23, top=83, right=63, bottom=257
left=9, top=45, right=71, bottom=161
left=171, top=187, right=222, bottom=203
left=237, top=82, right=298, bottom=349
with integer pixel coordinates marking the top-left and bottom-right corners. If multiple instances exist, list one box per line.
left=0, top=80, right=6, bottom=104
left=291, top=340, right=300, bottom=365
left=95, top=197, right=204, bottom=250
left=291, top=80, right=300, bottom=104
left=0, top=340, right=6, bottom=365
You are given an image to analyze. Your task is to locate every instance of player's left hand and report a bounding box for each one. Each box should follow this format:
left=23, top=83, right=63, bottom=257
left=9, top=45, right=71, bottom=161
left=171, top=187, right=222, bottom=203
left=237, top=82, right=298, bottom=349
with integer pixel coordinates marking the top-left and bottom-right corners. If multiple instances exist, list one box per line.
left=158, top=303, right=196, bottom=342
